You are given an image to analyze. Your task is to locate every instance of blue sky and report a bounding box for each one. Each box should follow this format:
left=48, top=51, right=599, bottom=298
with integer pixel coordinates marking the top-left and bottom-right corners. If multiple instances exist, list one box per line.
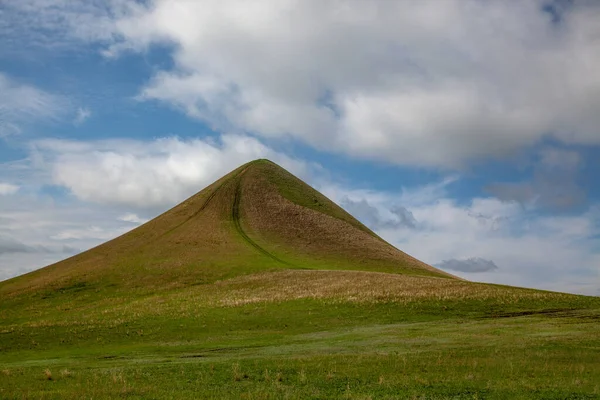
left=1, top=0, right=599, bottom=295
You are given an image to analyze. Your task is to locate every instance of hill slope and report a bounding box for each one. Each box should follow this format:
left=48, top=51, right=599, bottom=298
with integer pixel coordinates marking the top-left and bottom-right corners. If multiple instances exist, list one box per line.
left=0, top=159, right=453, bottom=297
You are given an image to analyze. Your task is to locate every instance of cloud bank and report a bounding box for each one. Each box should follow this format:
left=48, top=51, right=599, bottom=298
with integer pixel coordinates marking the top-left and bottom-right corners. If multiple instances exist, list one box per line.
left=5, top=1, right=600, bottom=168
left=96, top=1, right=600, bottom=167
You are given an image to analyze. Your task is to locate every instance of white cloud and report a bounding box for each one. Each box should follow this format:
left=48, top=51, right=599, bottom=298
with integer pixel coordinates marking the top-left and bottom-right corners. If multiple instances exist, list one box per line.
left=59, top=0, right=600, bottom=168
left=0, top=73, right=63, bottom=137
left=4, top=2, right=600, bottom=167
left=74, top=107, right=91, bottom=125
left=0, top=183, right=19, bottom=195
left=33, top=134, right=310, bottom=209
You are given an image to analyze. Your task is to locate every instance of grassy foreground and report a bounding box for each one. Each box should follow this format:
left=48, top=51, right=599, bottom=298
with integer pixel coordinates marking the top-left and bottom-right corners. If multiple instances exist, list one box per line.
left=1, top=270, right=599, bottom=399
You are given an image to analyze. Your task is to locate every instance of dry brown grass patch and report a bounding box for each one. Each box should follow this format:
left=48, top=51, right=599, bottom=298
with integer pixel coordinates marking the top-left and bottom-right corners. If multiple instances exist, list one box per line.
left=211, top=270, right=571, bottom=307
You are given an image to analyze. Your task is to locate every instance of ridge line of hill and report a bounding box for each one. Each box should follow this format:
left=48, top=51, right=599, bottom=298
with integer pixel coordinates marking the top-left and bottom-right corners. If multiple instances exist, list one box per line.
left=232, top=169, right=292, bottom=266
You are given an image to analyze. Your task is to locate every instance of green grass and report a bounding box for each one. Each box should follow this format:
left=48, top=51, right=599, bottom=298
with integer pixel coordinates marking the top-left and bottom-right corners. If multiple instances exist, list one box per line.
left=1, top=270, right=599, bottom=399
left=1, top=310, right=599, bottom=399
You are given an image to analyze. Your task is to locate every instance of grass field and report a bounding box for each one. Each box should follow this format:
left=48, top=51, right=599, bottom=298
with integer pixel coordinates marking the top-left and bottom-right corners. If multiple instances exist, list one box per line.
left=1, top=160, right=599, bottom=399
left=1, top=270, right=599, bottom=399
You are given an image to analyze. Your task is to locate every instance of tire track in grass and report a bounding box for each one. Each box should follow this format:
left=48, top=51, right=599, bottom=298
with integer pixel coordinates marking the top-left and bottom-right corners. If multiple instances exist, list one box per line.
left=232, top=174, right=292, bottom=265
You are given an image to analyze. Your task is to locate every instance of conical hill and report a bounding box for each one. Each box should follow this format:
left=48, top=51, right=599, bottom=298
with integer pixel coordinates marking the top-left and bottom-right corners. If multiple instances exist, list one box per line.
left=0, top=159, right=455, bottom=297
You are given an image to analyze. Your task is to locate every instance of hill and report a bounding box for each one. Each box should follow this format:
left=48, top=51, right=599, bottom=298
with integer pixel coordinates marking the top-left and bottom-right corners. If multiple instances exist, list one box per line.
left=0, top=159, right=453, bottom=298
left=0, top=159, right=599, bottom=399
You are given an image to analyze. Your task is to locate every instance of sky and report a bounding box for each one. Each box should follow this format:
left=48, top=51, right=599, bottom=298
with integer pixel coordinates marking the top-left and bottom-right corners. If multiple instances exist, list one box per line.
left=0, top=0, right=599, bottom=295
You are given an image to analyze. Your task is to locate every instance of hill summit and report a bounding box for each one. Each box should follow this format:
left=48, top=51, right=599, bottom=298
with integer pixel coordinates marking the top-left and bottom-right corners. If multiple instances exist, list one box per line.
left=1, top=159, right=455, bottom=297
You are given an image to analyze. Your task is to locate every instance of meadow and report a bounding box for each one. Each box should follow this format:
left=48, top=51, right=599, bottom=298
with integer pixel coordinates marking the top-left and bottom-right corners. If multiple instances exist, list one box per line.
left=1, top=270, right=599, bottom=399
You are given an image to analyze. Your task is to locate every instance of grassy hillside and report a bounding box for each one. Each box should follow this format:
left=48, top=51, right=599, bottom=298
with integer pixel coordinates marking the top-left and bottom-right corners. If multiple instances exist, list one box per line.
left=0, top=160, right=452, bottom=300
left=1, top=160, right=599, bottom=399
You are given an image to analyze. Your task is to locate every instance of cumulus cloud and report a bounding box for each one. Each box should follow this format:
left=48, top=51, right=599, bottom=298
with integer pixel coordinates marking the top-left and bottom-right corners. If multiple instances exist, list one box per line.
left=437, top=258, right=499, bottom=273
left=8, top=0, right=597, bottom=167
left=0, top=183, right=19, bottom=195
left=32, top=134, right=310, bottom=209
left=0, top=73, right=63, bottom=137
left=4, top=2, right=600, bottom=168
